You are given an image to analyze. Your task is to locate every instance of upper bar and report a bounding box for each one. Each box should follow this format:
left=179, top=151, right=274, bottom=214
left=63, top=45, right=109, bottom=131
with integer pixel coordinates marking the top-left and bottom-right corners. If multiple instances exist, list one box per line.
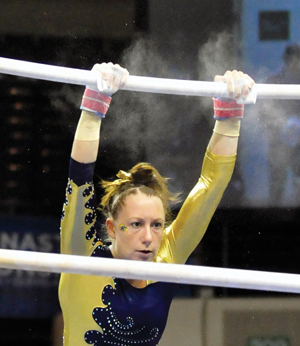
left=0, top=56, right=300, bottom=100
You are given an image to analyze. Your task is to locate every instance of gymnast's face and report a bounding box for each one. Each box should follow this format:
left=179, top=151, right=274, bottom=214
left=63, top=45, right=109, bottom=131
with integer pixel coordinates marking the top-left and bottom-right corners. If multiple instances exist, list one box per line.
left=106, top=191, right=165, bottom=262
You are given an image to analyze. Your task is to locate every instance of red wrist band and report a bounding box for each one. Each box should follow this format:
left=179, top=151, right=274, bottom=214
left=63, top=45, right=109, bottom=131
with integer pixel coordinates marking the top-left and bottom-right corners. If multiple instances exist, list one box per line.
left=213, top=98, right=244, bottom=119
left=80, top=88, right=112, bottom=117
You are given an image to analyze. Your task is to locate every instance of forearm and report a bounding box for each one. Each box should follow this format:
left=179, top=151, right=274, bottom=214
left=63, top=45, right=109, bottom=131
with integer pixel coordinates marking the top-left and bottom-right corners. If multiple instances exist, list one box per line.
left=208, top=130, right=239, bottom=155
left=71, top=110, right=102, bottom=163
left=71, top=63, right=128, bottom=163
left=208, top=118, right=240, bottom=155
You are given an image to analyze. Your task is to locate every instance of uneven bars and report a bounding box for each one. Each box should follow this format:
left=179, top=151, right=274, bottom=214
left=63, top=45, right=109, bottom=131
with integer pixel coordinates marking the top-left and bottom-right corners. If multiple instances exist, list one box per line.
left=0, top=57, right=300, bottom=100
left=0, top=249, right=300, bottom=294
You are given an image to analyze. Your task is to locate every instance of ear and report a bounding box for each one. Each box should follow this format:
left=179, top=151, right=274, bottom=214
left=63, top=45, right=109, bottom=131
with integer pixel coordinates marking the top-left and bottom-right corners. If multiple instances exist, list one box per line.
left=106, top=218, right=116, bottom=239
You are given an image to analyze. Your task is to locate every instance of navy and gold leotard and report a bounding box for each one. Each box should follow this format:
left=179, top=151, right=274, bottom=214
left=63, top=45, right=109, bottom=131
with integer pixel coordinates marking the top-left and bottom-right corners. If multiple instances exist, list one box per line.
left=59, top=150, right=235, bottom=346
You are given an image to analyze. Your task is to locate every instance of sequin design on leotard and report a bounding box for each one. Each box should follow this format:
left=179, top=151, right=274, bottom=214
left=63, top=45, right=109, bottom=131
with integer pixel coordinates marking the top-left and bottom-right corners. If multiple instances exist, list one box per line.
left=83, top=245, right=175, bottom=346
left=82, top=185, right=98, bottom=244
left=84, top=283, right=160, bottom=346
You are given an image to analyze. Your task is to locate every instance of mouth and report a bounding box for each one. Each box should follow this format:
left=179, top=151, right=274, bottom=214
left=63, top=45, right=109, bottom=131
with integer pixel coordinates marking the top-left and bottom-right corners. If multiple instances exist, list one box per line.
left=138, top=250, right=152, bottom=255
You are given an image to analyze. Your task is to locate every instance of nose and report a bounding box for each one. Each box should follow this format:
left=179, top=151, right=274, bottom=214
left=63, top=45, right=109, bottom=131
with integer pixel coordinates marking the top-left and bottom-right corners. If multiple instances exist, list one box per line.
left=141, top=225, right=152, bottom=246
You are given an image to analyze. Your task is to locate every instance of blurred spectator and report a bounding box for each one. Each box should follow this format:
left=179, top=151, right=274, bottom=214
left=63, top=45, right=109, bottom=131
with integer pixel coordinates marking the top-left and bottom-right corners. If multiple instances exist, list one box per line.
left=261, top=44, right=300, bottom=206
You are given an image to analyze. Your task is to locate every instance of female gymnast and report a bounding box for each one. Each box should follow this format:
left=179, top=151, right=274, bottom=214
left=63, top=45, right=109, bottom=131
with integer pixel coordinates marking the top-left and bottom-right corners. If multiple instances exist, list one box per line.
left=59, top=63, right=254, bottom=346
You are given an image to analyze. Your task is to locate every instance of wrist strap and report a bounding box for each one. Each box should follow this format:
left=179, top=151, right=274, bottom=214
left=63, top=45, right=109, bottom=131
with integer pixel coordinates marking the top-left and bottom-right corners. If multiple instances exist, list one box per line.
left=80, top=88, right=112, bottom=118
left=213, top=118, right=241, bottom=137
left=213, top=98, right=244, bottom=119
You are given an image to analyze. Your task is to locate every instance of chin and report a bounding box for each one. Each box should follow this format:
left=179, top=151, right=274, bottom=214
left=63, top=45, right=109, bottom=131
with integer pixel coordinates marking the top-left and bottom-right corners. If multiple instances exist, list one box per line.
left=134, top=253, right=155, bottom=262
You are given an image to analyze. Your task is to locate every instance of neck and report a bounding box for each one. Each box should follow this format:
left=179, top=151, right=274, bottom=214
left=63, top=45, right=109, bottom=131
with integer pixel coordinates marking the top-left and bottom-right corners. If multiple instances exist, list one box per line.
left=127, top=279, right=147, bottom=288
left=108, top=246, right=147, bottom=289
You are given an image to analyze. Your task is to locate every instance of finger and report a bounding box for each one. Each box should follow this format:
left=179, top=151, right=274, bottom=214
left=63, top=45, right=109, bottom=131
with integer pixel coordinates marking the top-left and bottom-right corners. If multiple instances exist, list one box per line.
left=93, top=63, right=107, bottom=80
left=224, top=71, right=235, bottom=97
left=106, top=73, right=114, bottom=88
left=111, top=65, right=129, bottom=89
left=120, top=69, right=129, bottom=88
left=235, top=87, right=243, bottom=99
left=112, top=76, right=121, bottom=91
left=243, top=73, right=255, bottom=88
left=238, top=73, right=254, bottom=99
left=101, top=62, right=114, bottom=81
left=215, top=71, right=235, bottom=98
left=236, top=70, right=245, bottom=79
left=233, top=71, right=254, bottom=99
left=214, top=74, right=227, bottom=83
left=242, top=84, right=250, bottom=98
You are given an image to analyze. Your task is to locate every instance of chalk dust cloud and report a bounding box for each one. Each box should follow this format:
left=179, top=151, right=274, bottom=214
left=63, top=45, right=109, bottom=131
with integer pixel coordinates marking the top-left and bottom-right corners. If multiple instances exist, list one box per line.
left=54, top=30, right=297, bottom=207
left=107, top=35, right=210, bottom=197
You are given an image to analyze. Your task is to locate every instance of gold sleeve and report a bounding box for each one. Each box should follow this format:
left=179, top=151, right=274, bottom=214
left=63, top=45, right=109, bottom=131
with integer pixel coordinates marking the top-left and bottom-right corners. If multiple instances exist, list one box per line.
left=156, top=149, right=236, bottom=264
left=60, top=180, right=99, bottom=256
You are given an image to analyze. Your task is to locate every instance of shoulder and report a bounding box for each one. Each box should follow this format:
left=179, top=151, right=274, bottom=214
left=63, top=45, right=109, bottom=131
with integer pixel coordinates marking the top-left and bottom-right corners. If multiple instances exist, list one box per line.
left=91, top=243, right=112, bottom=258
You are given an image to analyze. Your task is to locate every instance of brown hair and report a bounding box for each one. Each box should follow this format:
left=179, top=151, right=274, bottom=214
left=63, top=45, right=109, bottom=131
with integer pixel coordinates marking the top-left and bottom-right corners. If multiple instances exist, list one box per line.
left=100, top=162, right=179, bottom=223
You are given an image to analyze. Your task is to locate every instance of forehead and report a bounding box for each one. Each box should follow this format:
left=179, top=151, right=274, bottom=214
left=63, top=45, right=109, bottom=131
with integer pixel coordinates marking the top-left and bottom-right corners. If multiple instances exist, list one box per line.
left=119, top=192, right=165, bottom=219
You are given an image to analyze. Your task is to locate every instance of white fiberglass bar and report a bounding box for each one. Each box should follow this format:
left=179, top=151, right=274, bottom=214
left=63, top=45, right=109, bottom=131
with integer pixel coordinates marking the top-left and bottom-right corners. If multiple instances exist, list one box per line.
left=1, top=57, right=300, bottom=100
left=0, top=249, right=300, bottom=294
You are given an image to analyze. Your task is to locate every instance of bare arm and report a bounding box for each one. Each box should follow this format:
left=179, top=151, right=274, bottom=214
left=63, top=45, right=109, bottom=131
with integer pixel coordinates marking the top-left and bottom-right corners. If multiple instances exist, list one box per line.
left=208, top=129, right=238, bottom=155
left=71, top=111, right=102, bottom=163
left=70, top=63, right=129, bottom=164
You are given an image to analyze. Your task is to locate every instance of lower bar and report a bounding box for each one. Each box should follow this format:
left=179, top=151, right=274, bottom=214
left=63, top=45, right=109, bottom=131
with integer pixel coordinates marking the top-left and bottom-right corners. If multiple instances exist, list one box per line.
left=0, top=249, right=299, bottom=294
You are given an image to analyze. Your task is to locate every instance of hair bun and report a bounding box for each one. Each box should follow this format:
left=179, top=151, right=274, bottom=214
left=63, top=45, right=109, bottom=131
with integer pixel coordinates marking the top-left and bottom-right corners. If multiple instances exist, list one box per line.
left=131, top=168, right=156, bottom=186
left=129, top=163, right=160, bottom=189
